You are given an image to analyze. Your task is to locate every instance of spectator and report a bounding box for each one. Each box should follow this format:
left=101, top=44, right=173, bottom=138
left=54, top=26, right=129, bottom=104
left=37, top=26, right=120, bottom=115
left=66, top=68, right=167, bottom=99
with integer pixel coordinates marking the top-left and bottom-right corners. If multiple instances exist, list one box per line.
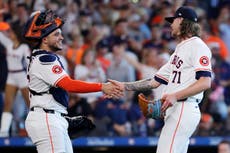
left=107, top=99, right=131, bottom=136
left=106, top=37, right=136, bottom=103
left=95, top=38, right=111, bottom=73
left=13, top=3, right=29, bottom=28
left=217, top=5, right=230, bottom=52
left=202, top=21, right=229, bottom=60
left=196, top=113, right=214, bottom=136
left=219, top=60, right=230, bottom=110
left=108, top=18, right=128, bottom=40
left=74, top=48, right=106, bottom=105
left=65, top=34, right=85, bottom=77
left=218, top=140, right=230, bottom=153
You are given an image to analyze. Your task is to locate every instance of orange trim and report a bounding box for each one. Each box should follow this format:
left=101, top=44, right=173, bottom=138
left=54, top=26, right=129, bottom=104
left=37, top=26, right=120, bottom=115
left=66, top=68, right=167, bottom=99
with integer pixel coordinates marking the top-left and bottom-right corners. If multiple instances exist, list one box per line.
left=54, top=74, right=68, bottom=86
left=25, top=13, right=42, bottom=38
left=55, top=18, right=63, bottom=27
left=45, top=114, right=54, bottom=153
left=195, top=68, right=212, bottom=72
left=155, top=74, right=169, bottom=82
left=169, top=102, right=184, bottom=153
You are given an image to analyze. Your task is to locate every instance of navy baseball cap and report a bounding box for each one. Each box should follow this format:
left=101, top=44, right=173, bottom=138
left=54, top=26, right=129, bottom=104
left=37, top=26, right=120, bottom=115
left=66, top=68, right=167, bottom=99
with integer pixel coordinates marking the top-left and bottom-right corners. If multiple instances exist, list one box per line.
left=165, top=6, right=198, bottom=23
left=96, top=39, right=109, bottom=49
left=111, top=36, right=127, bottom=46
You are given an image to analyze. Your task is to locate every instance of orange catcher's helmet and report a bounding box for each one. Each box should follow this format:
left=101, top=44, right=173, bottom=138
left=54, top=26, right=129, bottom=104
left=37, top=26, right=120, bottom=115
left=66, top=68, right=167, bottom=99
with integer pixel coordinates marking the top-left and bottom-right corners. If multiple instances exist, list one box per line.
left=23, top=10, right=64, bottom=41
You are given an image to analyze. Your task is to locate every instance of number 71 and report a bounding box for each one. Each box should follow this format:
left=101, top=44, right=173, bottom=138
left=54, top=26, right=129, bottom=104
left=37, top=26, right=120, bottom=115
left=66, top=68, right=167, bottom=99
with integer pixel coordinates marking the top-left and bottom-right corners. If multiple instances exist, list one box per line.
left=172, top=71, right=181, bottom=84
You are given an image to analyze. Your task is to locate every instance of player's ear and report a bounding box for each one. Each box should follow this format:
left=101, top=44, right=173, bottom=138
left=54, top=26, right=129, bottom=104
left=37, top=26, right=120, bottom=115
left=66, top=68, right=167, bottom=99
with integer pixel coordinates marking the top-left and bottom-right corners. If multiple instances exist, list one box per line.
left=42, top=37, right=48, bottom=44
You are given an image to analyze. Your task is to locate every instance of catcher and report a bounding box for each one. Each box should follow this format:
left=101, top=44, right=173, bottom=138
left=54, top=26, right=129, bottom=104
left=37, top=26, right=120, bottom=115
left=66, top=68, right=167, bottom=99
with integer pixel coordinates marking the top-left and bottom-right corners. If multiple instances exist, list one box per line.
left=23, top=10, right=122, bottom=153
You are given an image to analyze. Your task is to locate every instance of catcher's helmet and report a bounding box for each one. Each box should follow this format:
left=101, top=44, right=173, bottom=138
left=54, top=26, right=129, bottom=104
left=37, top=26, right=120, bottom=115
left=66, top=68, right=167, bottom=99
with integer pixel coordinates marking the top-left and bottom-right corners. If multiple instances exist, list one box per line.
left=23, top=10, right=64, bottom=41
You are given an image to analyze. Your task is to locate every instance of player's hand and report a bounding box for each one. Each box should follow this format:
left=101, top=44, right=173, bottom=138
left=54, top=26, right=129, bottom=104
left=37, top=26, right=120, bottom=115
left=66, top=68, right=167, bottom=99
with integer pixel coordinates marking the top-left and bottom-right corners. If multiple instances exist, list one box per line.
left=107, top=79, right=125, bottom=91
left=102, top=82, right=124, bottom=99
left=161, top=93, right=177, bottom=112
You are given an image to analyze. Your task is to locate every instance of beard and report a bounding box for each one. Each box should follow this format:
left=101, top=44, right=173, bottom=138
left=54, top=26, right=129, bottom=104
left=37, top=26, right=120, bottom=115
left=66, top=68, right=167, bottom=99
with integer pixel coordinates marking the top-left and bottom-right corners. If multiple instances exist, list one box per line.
left=49, top=44, right=63, bottom=52
left=171, top=30, right=179, bottom=38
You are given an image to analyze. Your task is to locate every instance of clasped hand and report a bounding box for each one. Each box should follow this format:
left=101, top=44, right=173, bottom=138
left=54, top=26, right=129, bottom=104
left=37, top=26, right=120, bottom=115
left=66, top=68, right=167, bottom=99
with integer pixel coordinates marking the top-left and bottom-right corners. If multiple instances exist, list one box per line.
left=102, top=80, right=124, bottom=99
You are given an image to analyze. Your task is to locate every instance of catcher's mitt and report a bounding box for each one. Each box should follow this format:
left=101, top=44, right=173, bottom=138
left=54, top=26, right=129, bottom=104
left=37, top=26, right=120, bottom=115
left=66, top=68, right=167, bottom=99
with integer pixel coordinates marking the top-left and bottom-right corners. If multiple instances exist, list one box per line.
left=138, top=93, right=163, bottom=120
left=65, top=116, right=96, bottom=139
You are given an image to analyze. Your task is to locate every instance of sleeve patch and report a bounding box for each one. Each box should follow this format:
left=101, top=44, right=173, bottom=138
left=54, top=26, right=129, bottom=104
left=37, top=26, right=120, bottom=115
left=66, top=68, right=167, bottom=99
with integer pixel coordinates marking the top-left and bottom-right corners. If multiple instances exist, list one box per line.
left=199, top=56, right=209, bottom=66
left=39, top=55, right=56, bottom=63
left=52, top=65, right=63, bottom=74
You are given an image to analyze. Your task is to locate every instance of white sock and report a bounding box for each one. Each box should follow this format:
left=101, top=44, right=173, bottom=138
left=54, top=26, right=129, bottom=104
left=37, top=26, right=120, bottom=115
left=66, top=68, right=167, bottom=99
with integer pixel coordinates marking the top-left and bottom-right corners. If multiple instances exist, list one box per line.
left=0, top=112, right=13, bottom=133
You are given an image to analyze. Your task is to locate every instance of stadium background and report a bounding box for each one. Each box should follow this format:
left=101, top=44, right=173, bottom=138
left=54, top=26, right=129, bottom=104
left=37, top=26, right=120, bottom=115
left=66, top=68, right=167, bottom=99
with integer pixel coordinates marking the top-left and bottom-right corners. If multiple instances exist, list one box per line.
left=1, top=0, right=230, bottom=153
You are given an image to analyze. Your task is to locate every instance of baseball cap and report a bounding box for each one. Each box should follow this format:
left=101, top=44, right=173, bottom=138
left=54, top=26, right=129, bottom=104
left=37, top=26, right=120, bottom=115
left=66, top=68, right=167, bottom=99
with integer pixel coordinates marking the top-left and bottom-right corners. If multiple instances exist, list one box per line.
left=165, top=6, right=198, bottom=23
left=96, top=39, right=109, bottom=49
left=111, top=36, right=127, bottom=46
left=79, top=9, right=92, bottom=16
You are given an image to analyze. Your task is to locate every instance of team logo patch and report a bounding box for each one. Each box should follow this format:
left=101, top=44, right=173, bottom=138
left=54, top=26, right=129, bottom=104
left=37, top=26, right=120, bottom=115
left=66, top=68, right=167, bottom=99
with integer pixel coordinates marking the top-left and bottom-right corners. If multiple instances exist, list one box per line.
left=52, top=65, right=63, bottom=74
left=199, top=56, right=209, bottom=66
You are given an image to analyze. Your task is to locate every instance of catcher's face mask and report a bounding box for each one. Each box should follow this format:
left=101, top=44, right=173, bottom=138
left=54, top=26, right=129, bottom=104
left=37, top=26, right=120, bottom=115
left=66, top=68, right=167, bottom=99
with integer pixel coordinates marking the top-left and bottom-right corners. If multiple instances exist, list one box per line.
left=23, top=10, right=64, bottom=40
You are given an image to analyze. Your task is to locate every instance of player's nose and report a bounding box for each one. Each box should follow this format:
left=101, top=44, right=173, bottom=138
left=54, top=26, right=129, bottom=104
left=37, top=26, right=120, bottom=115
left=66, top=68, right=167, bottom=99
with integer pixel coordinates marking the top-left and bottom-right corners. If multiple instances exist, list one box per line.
left=60, top=34, right=64, bottom=40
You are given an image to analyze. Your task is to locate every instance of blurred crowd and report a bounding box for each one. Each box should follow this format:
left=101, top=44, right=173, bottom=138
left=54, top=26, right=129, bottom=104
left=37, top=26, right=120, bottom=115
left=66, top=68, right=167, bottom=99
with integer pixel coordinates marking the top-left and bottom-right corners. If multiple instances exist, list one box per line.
left=0, top=0, right=230, bottom=137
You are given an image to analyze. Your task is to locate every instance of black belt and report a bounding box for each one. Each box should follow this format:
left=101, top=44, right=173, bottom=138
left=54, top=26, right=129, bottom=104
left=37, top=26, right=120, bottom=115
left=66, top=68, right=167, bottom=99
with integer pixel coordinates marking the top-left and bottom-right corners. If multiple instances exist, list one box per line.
left=178, top=98, right=188, bottom=102
left=30, top=107, right=67, bottom=117
left=178, top=98, right=200, bottom=103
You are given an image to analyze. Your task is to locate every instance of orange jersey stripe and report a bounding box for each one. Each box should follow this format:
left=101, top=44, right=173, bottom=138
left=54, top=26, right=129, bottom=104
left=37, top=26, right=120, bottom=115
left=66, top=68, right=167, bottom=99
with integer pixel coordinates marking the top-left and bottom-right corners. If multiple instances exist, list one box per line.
left=170, top=102, right=185, bottom=153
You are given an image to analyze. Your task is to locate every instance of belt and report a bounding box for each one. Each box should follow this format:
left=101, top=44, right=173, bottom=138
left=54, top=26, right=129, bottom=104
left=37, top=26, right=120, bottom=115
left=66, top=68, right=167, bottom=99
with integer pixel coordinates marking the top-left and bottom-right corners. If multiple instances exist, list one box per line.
left=178, top=97, right=201, bottom=103
left=30, top=107, right=67, bottom=117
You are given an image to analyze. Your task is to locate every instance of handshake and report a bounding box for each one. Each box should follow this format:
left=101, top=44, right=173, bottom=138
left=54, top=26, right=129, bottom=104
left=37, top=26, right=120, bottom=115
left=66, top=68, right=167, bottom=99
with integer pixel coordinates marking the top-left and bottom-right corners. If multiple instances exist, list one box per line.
left=103, top=79, right=167, bottom=120
left=101, top=79, right=125, bottom=99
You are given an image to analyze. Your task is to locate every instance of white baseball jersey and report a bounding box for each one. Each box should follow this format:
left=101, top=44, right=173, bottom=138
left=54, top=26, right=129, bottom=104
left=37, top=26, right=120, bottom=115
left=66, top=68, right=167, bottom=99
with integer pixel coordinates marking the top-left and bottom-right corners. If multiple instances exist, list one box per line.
left=154, top=36, right=212, bottom=153
left=155, top=36, right=212, bottom=100
left=27, top=50, right=68, bottom=114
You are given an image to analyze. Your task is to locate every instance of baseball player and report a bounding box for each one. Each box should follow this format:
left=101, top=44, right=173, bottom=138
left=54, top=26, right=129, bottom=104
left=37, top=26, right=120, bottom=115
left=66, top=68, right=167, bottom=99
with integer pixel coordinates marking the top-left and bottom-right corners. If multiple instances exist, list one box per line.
left=109, top=6, right=212, bottom=153
left=23, top=10, right=122, bottom=153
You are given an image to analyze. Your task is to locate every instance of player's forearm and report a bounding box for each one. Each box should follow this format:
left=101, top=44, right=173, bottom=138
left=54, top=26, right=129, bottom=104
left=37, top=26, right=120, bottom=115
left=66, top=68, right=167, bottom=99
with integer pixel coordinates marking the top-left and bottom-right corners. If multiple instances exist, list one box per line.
left=124, top=78, right=160, bottom=91
left=175, top=77, right=211, bottom=100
